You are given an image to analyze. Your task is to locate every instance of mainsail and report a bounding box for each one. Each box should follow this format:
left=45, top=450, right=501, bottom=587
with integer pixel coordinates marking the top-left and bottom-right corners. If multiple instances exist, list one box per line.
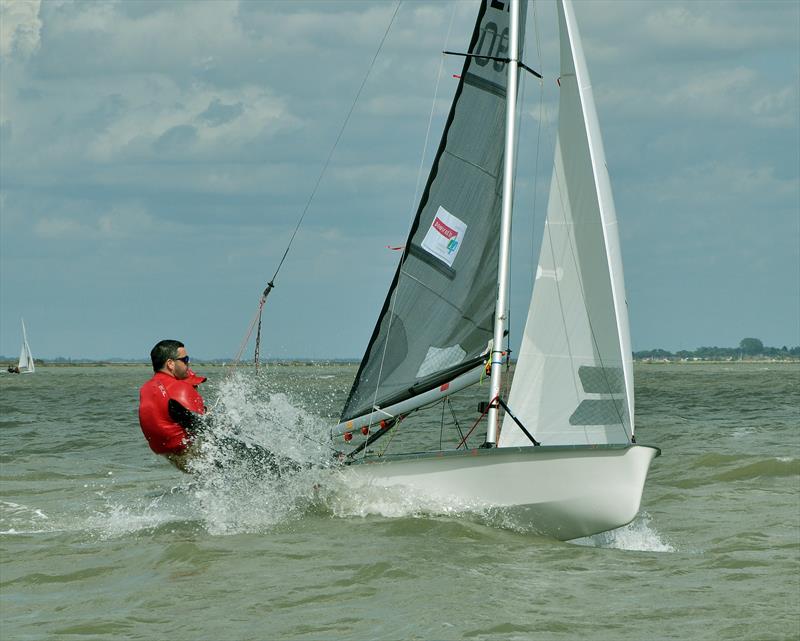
left=499, top=0, right=633, bottom=447
left=341, top=0, right=527, bottom=424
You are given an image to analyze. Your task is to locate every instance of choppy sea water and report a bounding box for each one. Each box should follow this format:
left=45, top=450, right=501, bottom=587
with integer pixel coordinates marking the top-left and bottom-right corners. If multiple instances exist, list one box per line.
left=1, top=363, right=798, bottom=641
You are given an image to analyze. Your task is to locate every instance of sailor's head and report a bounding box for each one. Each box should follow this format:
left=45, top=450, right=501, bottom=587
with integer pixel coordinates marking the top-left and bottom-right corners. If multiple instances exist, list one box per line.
left=150, top=339, right=190, bottom=379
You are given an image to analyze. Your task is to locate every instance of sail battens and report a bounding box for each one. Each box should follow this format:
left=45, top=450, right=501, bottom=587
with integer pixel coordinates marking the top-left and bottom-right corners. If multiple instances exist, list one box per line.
left=396, top=270, right=465, bottom=312
left=442, top=149, right=500, bottom=180
left=462, top=72, right=507, bottom=98
left=407, top=244, right=457, bottom=280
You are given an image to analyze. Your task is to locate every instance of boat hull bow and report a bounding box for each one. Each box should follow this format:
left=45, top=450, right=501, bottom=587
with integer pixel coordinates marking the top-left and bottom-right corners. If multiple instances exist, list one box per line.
left=342, top=444, right=659, bottom=540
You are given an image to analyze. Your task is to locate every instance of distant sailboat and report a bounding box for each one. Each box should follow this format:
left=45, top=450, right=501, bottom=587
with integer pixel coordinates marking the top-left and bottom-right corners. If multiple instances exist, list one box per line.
left=9, top=319, right=35, bottom=374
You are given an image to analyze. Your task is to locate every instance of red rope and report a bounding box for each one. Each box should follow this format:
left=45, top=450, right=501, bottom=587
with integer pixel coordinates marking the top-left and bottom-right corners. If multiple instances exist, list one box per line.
left=228, top=296, right=266, bottom=374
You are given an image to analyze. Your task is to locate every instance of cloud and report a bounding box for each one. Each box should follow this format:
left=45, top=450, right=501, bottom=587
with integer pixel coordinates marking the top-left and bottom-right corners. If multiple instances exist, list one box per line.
left=571, top=2, right=800, bottom=132
left=199, top=98, right=244, bottom=128
left=33, top=216, right=80, bottom=239
left=33, top=203, right=157, bottom=240
left=2, top=75, right=295, bottom=169
left=0, top=0, right=42, bottom=59
left=645, top=159, right=798, bottom=209
left=641, top=4, right=788, bottom=52
left=752, top=86, right=798, bottom=128
left=1, top=1, right=798, bottom=357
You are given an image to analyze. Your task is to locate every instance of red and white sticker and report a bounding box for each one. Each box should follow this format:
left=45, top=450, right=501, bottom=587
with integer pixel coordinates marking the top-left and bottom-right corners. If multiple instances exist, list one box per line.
left=420, top=206, right=466, bottom=268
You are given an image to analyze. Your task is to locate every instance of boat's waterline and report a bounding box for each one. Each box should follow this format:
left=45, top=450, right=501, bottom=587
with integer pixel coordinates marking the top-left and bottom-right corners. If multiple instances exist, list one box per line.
left=341, top=444, right=660, bottom=540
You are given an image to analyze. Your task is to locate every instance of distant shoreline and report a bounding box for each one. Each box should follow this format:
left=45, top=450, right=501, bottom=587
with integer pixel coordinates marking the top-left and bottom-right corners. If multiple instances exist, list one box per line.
left=1, top=360, right=361, bottom=368
left=4, top=357, right=798, bottom=368
left=635, top=358, right=799, bottom=364
left=5, top=339, right=799, bottom=367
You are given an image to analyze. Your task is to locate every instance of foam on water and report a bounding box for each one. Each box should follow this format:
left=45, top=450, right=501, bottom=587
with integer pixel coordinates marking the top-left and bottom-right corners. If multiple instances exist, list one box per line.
left=320, top=472, right=489, bottom=520
left=91, top=500, right=190, bottom=539
left=161, top=372, right=335, bottom=536
left=0, top=500, right=52, bottom=535
left=572, top=512, right=675, bottom=552
left=72, top=372, right=337, bottom=539
left=208, top=371, right=332, bottom=464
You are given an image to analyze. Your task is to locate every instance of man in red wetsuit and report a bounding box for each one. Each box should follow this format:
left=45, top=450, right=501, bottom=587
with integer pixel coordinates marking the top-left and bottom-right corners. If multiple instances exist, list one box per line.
left=138, top=339, right=206, bottom=471
left=139, top=339, right=305, bottom=475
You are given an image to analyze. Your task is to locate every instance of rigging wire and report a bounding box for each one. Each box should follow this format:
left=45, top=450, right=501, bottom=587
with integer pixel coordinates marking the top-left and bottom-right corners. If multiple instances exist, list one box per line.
left=411, top=3, right=458, bottom=218
left=530, top=0, right=546, bottom=298
left=268, top=1, right=403, bottom=286
left=503, top=0, right=546, bottom=419
left=377, top=414, right=403, bottom=457
left=361, top=1, right=457, bottom=456
left=446, top=397, right=466, bottom=445
left=229, top=2, right=404, bottom=374
left=439, top=400, right=446, bottom=450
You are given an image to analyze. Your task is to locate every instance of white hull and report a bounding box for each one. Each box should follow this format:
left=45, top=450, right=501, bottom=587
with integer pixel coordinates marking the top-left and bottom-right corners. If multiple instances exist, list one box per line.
left=341, top=444, right=659, bottom=540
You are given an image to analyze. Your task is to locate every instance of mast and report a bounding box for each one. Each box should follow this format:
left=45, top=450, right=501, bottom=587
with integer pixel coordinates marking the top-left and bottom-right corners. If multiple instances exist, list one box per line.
left=486, top=0, right=520, bottom=446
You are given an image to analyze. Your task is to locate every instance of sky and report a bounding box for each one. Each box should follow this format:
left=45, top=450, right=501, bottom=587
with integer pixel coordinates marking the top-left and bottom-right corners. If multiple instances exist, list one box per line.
left=1, top=0, right=798, bottom=360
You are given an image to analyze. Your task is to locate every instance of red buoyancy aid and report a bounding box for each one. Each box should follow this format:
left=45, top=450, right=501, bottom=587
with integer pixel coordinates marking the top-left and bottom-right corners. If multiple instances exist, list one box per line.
left=138, top=371, right=206, bottom=454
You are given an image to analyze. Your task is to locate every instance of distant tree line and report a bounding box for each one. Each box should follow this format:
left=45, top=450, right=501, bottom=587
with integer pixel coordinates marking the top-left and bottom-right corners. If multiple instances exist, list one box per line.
left=635, top=338, right=800, bottom=361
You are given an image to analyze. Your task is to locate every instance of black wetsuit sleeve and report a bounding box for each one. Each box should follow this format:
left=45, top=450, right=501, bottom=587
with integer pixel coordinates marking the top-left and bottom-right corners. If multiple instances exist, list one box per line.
left=168, top=399, right=205, bottom=436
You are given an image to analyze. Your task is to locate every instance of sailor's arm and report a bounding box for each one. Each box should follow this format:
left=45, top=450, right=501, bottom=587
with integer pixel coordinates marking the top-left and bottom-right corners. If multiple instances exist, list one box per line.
left=166, top=380, right=206, bottom=436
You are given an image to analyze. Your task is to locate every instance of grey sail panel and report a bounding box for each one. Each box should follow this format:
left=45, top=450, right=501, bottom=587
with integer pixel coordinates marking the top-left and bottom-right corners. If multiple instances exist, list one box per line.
left=341, top=0, right=527, bottom=423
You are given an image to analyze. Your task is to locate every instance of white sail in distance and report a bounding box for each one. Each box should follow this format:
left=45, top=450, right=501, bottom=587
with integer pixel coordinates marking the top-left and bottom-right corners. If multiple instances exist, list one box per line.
left=499, top=0, right=633, bottom=447
left=18, top=318, right=35, bottom=373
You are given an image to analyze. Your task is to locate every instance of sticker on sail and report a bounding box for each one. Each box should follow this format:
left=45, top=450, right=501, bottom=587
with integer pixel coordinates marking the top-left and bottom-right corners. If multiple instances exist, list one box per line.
left=420, top=206, right=466, bottom=268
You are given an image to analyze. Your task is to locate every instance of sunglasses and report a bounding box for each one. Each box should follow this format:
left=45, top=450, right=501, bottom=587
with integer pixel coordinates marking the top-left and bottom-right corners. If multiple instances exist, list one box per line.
left=171, top=355, right=190, bottom=364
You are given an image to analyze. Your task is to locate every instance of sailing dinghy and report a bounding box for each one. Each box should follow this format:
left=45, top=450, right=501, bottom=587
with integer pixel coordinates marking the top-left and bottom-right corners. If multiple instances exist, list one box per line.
left=233, top=0, right=657, bottom=539
left=8, top=319, right=35, bottom=374
left=313, top=0, right=660, bottom=541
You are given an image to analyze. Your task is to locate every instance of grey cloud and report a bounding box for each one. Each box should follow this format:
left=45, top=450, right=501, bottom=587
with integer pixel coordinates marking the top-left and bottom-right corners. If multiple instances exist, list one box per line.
left=153, top=124, right=198, bottom=152
left=198, top=98, right=245, bottom=127
left=0, top=0, right=797, bottom=358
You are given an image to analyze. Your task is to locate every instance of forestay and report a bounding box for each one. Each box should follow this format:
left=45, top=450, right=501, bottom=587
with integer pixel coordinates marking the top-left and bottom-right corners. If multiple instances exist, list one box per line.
left=499, top=0, right=633, bottom=447
left=341, top=0, right=527, bottom=424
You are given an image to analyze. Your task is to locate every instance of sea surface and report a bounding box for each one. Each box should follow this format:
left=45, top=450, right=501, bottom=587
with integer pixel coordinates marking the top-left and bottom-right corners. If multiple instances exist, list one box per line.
left=1, top=362, right=798, bottom=641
